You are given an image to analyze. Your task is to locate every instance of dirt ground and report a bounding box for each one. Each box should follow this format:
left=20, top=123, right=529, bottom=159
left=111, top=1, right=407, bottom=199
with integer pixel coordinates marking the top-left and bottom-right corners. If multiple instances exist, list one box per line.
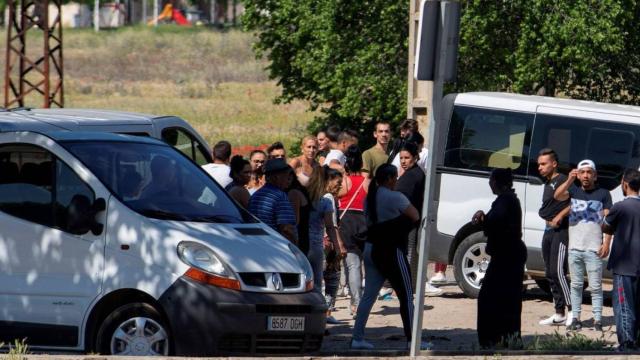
left=321, top=266, right=616, bottom=352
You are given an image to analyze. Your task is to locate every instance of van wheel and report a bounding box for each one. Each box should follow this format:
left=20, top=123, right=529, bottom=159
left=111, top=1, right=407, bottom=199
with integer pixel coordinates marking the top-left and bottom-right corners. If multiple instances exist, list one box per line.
left=453, top=232, right=490, bottom=299
left=96, top=303, right=171, bottom=356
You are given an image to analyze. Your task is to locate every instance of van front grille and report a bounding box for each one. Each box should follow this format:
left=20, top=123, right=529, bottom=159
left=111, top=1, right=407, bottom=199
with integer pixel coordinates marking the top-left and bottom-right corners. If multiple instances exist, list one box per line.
left=255, top=304, right=313, bottom=314
left=239, top=272, right=300, bottom=289
left=217, top=334, right=323, bottom=354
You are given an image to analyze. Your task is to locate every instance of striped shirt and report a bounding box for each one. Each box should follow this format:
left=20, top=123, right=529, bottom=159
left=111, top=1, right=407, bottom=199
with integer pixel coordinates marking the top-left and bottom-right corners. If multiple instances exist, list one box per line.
left=248, top=183, right=296, bottom=230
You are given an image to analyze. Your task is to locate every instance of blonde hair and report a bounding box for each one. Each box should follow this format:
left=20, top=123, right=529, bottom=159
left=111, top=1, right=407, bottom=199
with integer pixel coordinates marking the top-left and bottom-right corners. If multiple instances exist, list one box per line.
left=300, top=135, right=317, bottom=149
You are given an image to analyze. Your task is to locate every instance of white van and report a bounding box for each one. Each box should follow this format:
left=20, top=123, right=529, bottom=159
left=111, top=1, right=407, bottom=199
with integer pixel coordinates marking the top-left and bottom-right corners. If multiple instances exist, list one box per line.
left=0, top=108, right=214, bottom=166
left=0, top=131, right=325, bottom=355
left=428, top=92, right=640, bottom=297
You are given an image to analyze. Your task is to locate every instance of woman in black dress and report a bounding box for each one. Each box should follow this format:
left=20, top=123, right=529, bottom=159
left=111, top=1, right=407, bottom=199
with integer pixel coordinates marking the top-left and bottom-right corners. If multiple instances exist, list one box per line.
left=471, top=168, right=527, bottom=348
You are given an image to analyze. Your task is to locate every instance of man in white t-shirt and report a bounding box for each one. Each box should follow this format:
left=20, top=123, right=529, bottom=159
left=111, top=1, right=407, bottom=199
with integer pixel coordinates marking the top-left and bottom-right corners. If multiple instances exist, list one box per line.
left=202, top=140, right=233, bottom=188
left=325, top=129, right=358, bottom=167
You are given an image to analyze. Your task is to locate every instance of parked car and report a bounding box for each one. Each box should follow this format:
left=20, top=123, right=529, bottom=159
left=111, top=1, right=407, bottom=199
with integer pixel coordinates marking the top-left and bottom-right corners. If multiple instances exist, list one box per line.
left=0, top=108, right=213, bottom=165
left=0, top=130, right=326, bottom=355
left=427, top=92, right=640, bottom=298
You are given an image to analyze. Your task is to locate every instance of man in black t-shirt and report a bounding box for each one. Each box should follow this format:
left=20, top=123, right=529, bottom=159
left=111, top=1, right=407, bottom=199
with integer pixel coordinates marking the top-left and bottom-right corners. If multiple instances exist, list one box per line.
left=603, top=169, right=640, bottom=350
left=537, top=148, right=572, bottom=327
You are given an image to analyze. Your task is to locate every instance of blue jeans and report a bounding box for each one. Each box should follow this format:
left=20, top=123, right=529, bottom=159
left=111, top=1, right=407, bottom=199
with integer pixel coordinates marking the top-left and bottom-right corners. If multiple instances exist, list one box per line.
left=352, top=243, right=386, bottom=341
left=568, top=249, right=603, bottom=321
left=307, top=245, right=324, bottom=293
left=612, top=274, right=640, bottom=349
left=343, top=252, right=363, bottom=307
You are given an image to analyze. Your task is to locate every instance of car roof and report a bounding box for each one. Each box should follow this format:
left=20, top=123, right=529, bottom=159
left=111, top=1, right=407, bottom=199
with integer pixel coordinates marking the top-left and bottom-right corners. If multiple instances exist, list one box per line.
left=44, top=130, right=167, bottom=145
left=5, top=108, right=161, bottom=126
left=456, top=92, right=640, bottom=118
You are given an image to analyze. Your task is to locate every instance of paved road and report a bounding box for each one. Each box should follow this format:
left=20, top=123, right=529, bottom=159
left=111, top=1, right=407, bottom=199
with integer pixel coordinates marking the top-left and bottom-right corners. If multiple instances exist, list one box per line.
left=321, top=272, right=616, bottom=353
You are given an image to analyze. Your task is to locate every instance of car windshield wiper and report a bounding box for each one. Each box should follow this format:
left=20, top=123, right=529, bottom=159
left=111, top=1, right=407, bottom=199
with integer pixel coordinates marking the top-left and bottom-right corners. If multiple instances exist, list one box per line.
left=137, top=209, right=188, bottom=221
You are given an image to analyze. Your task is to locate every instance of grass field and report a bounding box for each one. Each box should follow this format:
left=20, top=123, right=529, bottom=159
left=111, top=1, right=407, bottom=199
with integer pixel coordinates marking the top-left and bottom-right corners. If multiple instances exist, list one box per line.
left=0, top=26, right=315, bottom=149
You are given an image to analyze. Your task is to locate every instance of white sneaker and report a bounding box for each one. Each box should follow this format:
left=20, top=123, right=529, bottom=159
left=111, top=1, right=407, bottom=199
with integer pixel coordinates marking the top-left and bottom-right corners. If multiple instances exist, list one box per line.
left=539, top=313, right=566, bottom=326
left=379, top=287, right=393, bottom=297
left=566, top=315, right=574, bottom=327
left=429, top=272, right=447, bottom=284
left=351, top=339, right=374, bottom=350
left=425, top=283, right=444, bottom=296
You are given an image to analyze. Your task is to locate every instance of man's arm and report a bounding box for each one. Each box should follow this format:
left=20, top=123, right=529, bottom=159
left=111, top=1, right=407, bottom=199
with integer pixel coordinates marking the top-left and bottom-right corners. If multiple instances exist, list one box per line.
left=554, top=169, right=578, bottom=201
left=549, top=205, right=570, bottom=228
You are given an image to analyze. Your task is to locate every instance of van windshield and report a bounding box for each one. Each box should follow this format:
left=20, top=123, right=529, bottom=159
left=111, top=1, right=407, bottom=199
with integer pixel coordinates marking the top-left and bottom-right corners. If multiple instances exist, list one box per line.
left=63, top=141, right=251, bottom=223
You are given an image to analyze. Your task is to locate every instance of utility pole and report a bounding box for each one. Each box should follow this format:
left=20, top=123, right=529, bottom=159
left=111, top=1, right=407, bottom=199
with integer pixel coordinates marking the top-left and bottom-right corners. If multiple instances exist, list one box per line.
left=407, top=0, right=433, bottom=139
left=409, top=0, right=460, bottom=356
left=5, top=0, right=64, bottom=108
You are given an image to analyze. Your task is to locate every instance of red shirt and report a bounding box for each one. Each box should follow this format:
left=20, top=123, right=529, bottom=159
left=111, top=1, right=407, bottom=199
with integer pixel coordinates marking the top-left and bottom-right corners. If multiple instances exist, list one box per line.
left=339, top=175, right=366, bottom=211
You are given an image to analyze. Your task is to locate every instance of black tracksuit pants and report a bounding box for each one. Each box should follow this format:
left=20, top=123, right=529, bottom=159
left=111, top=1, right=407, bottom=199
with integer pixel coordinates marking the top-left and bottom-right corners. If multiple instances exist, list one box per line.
left=541, top=226, right=571, bottom=311
left=371, top=243, right=414, bottom=340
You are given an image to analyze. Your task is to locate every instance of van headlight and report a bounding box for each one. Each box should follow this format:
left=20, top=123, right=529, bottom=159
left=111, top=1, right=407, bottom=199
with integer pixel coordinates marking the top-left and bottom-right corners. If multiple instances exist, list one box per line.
left=177, top=241, right=240, bottom=290
left=288, top=243, right=314, bottom=292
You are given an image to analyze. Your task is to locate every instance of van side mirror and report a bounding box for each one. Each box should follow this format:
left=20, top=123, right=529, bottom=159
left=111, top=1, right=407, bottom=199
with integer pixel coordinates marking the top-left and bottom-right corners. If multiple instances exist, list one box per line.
left=67, top=196, right=106, bottom=236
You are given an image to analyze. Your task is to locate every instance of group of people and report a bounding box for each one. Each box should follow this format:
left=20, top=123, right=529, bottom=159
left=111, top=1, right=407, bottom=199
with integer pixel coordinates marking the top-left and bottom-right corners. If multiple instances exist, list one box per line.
left=200, top=124, right=640, bottom=351
left=475, top=148, right=640, bottom=350
left=535, top=149, right=640, bottom=350
left=201, top=120, right=444, bottom=350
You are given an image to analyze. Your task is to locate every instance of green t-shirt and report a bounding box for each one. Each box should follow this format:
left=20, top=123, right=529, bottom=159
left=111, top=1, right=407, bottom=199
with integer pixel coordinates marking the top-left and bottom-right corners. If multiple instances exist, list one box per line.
left=362, top=146, right=389, bottom=178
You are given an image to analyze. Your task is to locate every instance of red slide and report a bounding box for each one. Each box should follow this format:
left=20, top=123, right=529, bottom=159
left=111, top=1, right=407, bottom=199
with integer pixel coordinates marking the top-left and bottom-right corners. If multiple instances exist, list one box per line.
left=172, top=9, right=191, bottom=26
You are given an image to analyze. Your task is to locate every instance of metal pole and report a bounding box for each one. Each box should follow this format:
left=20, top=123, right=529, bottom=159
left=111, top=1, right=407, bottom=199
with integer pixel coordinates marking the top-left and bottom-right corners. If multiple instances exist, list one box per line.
left=94, top=0, right=99, bottom=31
left=410, top=0, right=447, bottom=355
left=142, top=0, right=147, bottom=24
left=153, top=0, right=158, bottom=26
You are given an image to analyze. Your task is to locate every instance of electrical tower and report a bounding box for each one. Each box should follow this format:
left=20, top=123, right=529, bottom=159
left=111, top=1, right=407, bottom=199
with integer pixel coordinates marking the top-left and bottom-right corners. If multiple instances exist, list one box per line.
left=4, top=0, right=64, bottom=108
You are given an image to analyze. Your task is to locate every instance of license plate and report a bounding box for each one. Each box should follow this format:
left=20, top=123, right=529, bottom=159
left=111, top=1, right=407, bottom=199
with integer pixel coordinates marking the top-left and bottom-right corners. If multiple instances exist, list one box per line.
left=267, top=316, right=305, bottom=331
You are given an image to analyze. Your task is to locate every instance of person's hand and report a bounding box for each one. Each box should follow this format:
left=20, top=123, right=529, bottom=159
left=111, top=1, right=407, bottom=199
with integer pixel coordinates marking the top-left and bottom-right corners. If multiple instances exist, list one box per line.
left=597, top=243, right=610, bottom=258
left=568, top=169, right=579, bottom=180
left=472, top=210, right=485, bottom=225
left=338, top=243, right=347, bottom=258
left=549, top=215, right=563, bottom=228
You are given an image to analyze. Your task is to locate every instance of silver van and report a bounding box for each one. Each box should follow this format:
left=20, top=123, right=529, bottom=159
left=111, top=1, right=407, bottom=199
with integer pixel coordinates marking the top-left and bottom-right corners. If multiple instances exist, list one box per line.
left=427, top=92, right=640, bottom=297
left=0, top=108, right=213, bottom=166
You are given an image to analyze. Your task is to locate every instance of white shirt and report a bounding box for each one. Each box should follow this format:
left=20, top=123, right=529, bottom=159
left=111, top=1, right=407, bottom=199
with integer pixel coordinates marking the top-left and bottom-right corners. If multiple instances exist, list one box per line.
left=202, top=163, right=233, bottom=188
left=324, top=149, right=346, bottom=166
left=392, top=148, right=429, bottom=173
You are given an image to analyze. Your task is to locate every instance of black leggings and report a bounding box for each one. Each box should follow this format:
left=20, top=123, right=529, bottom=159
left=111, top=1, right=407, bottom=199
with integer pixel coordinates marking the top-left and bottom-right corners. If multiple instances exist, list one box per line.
left=371, top=244, right=415, bottom=340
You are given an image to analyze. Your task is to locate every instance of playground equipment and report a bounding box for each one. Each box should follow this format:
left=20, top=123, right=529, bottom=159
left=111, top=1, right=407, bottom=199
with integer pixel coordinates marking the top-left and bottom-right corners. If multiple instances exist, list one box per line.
left=147, top=3, right=191, bottom=26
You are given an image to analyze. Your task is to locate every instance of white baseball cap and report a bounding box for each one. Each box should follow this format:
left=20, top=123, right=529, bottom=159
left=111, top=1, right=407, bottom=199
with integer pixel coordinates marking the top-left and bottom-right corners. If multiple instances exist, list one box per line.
left=577, top=159, right=596, bottom=171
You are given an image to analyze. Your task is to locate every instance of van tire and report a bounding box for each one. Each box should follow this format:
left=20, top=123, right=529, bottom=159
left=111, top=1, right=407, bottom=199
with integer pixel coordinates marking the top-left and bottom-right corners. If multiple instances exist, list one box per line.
left=453, top=232, right=490, bottom=299
left=96, top=302, right=171, bottom=356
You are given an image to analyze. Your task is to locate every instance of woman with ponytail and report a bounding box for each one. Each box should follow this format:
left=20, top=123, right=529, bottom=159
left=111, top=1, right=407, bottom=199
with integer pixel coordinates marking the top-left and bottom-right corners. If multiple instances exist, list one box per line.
left=351, top=164, right=430, bottom=350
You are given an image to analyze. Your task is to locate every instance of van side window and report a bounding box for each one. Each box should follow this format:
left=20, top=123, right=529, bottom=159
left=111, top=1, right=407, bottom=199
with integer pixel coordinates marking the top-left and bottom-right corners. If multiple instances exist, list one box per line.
left=530, top=114, right=640, bottom=191
left=444, top=106, right=533, bottom=175
left=161, top=128, right=210, bottom=166
left=0, top=144, right=95, bottom=233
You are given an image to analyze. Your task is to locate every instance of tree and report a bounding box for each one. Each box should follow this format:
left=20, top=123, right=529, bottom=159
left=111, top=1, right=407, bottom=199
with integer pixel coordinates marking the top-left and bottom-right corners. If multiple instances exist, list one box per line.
left=243, top=0, right=409, bottom=142
left=457, top=0, right=640, bottom=104
left=244, top=0, right=640, bottom=143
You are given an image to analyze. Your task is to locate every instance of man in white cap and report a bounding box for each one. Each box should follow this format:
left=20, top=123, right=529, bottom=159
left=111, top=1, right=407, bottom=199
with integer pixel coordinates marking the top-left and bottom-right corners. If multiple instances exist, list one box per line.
left=554, top=159, right=612, bottom=332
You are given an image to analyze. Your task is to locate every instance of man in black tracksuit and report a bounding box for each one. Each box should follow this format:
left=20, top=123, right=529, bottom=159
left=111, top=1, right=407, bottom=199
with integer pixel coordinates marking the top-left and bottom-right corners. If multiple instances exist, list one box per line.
left=537, top=148, right=572, bottom=326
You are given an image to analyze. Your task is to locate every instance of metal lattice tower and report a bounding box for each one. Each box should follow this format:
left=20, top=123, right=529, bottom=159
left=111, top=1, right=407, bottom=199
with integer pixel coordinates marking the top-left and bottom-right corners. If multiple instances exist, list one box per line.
left=4, top=0, right=64, bottom=108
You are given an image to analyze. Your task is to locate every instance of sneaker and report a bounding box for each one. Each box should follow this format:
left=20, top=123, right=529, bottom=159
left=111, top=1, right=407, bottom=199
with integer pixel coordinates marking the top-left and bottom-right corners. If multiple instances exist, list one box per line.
left=567, top=318, right=582, bottom=331
left=379, top=287, right=393, bottom=297
left=594, top=321, right=603, bottom=332
left=407, top=340, right=434, bottom=350
left=425, top=283, right=444, bottom=297
left=539, top=313, right=566, bottom=326
left=430, top=272, right=447, bottom=284
left=380, top=293, right=397, bottom=301
left=565, top=315, right=573, bottom=327
left=326, top=315, right=340, bottom=324
left=351, top=339, right=374, bottom=350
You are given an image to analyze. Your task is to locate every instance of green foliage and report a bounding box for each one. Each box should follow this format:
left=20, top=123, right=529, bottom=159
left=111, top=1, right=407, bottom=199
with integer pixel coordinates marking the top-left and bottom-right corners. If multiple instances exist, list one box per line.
left=243, top=0, right=409, bottom=144
left=245, top=0, right=640, bottom=142
left=525, top=331, right=611, bottom=351
left=3, top=338, right=29, bottom=360
left=457, top=1, right=640, bottom=104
